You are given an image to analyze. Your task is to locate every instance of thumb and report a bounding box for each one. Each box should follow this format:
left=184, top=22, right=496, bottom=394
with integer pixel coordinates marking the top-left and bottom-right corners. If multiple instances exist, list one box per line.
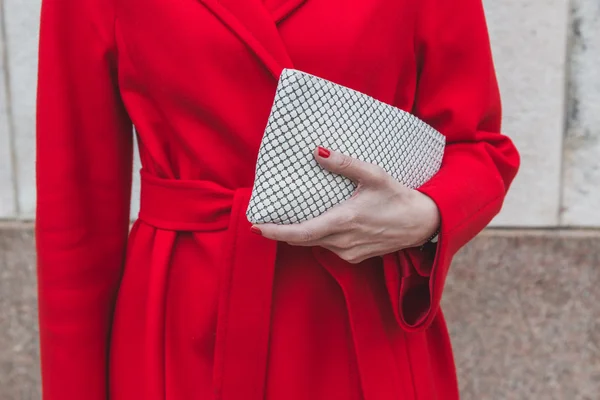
left=314, top=146, right=385, bottom=185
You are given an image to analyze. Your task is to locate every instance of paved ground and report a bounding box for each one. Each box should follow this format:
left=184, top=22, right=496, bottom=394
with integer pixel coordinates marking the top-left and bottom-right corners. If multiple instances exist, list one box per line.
left=1, top=225, right=599, bottom=399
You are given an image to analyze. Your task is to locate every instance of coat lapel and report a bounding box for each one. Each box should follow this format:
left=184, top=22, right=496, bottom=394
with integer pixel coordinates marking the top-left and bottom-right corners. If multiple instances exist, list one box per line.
left=196, top=0, right=298, bottom=78
left=266, top=0, right=308, bottom=24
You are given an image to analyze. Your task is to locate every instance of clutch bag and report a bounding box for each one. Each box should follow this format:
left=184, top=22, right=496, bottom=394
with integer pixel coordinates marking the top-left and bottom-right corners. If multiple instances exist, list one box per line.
left=246, top=69, right=445, bottom=225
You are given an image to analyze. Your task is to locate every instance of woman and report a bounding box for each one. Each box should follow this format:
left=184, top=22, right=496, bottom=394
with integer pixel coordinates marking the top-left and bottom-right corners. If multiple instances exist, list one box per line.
left=35, top=0, right=520, bottom=398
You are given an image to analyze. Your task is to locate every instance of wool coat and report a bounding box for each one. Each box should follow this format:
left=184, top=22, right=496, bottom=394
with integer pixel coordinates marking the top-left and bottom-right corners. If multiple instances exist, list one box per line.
left=36, top=0, right=520, bottom=398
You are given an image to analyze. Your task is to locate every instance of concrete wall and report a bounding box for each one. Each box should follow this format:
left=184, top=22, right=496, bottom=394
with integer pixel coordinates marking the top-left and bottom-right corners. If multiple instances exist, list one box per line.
left=0, top=0, right=599, bottom=399
left=0, top=0, right=599, bottom=226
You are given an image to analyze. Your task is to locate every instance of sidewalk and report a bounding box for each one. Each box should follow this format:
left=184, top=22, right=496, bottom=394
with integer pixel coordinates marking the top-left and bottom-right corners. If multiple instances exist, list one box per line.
left=1, top=224, right=599, bottom=399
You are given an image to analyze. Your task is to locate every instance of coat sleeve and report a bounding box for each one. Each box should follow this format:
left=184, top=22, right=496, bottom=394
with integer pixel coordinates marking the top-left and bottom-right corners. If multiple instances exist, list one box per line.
left=36, top=0, right=133, bottom=398
left=383, top=0, right=520, bottom=331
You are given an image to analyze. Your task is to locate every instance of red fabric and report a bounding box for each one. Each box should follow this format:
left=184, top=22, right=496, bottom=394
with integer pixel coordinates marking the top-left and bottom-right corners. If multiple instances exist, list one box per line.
left=35, top=0, right=520, bottom=398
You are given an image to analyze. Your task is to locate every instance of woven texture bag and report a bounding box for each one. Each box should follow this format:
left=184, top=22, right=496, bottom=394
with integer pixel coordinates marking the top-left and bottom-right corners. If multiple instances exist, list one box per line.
left=246, top=69, right=445, bottom=225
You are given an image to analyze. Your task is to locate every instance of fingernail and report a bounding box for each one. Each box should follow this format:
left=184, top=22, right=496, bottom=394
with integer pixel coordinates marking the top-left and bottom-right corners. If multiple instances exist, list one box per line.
left=318, top=146, right=331, bottom=158
left=250, top=226, right=262, bottom=235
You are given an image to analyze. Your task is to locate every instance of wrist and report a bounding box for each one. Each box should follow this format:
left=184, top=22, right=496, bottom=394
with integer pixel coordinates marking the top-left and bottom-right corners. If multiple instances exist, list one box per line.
left=410, top=189, right=440, bottom=245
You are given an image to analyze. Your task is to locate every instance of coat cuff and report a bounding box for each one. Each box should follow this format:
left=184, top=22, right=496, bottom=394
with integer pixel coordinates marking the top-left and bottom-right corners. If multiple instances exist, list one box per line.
left=383, top=238, right=446, bottom=332
left=382, top=157, right=507, bottom=332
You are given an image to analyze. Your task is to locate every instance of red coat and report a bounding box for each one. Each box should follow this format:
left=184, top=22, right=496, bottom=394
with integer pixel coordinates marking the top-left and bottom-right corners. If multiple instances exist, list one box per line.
left=36, top=0, right=520, bottom=398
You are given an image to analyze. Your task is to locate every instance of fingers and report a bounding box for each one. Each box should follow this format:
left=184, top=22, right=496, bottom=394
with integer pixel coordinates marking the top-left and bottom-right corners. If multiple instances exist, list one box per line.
left=314, top=146, right=387, bottom=186
left=255, top=205, right=354, bottom=243
left=278, top=229, right=379, bottom=265
left=326, top=242, right=380, bottom=264
left=287, top=231, right=354, bottom=249
left=261, top=224, right=382, bottom=265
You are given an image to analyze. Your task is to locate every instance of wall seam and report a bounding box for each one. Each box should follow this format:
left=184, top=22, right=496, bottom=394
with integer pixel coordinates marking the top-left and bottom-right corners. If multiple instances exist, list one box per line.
left=558, top=0, right=576, bottom=227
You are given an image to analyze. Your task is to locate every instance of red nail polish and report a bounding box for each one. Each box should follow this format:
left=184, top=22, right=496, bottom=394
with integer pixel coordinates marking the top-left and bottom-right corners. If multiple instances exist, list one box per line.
left=318, top=146, right=331, bottom=158
left=250, top=226, right=262, bottom=235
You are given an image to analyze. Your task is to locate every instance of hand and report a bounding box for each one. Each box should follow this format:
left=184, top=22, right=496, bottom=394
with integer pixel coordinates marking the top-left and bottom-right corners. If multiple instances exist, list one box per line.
left=252, top=147, right=441, bottom=264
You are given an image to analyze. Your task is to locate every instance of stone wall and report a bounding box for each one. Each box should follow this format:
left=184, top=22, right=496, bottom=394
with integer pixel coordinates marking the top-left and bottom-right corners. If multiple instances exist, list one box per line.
left=0, top=0, right=599, bottom=399
left=1, top=0, right=599, bottom=227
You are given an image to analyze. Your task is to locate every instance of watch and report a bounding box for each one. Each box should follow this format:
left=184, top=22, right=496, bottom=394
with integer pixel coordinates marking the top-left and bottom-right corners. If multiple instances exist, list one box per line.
left=429, top=230, right=439, bottom=244
left=420, top=227, right=440, bottom=250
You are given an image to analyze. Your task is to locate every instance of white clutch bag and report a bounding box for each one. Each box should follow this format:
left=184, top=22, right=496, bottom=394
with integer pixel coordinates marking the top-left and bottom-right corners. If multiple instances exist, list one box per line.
left=246, top=69, right=445, bottom=225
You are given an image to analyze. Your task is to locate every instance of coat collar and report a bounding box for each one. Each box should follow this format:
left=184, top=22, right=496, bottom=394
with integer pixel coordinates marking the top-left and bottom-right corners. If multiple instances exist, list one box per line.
left=197, top=0, right=306, bottom=79
left=266, top=0, right=308, bottom=23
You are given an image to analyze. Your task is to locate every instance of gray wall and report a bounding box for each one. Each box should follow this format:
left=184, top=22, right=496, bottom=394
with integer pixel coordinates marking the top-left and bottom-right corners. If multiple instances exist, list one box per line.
left=0, top=0, right=599, bottom=226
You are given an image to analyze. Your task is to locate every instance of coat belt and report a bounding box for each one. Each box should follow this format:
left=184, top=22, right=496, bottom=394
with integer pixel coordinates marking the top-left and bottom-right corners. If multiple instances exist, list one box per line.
left=138, top=170, right=277, bottom=399
left=137, top=170, right=409, bottom=400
